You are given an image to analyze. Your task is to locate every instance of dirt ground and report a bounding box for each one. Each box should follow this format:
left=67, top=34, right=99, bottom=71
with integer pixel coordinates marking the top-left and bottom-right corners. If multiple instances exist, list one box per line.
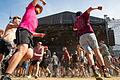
left=11, top=77, right=120, bottom=80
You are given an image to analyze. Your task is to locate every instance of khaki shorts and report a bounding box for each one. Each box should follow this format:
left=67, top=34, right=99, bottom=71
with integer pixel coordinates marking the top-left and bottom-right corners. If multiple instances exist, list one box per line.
left=79, top=33, right=99, bottom=52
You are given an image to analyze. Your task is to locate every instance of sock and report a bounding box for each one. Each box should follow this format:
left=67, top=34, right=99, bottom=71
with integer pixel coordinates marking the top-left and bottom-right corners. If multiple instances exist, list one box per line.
left=4, top=73, right=11, bottom=77
left=91, top=65, right=96, bottom=73
left=101, top=65, right=106, bottom=72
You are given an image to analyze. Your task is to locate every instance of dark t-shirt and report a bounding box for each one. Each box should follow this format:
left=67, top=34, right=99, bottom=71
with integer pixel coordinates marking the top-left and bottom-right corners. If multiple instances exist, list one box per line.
left=74, top=11, right=94, bottom=36
left=72, top=54, right=78, bottom=62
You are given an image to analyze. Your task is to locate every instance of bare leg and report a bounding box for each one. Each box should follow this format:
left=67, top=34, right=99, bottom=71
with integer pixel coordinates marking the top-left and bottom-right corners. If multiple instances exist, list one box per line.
left=22, top=48, right=33, bottom=61
left=27, top=64, right=33, bottom=78
left=6, top=44, right=28, bottom=74
left=93, top=48, right=105, bottom=66
left=35, top=61, right=40, bottom=78
left=0, top=54, right=4, bottom=63
left=86, top=52, right=95, bottom=65
left=46, top=67, right=51, bottom=77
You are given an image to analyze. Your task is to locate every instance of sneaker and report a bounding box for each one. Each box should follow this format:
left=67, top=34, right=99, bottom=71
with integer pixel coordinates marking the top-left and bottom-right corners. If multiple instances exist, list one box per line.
left=93, top=71, right=104, bottom=80
left=104, top=72, right=111, bottom=78
left=47, top=73, right=51, bottom=77
left=27, top=75, right=31, bottom=79
left=94, top=71, right=101, bottom=78
left=96, top=77, right=104, bottom=80
left=1, top=75, right=11, bottom=80
left=35, top=75, right=38, bottom=79
left=1, top=60, right=8, bottom=74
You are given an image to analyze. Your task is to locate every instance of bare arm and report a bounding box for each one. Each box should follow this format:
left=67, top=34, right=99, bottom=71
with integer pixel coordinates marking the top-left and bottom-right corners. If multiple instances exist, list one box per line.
left=32, top=32, right=46, bottom=38
left=65, top=50, right=71, bottom=60
left=34, top=52, right=42, bottom=56
left=32, top=0, right=39, bottom=6
left=73, top=19, right=79, bottom=31
left=40, top=0, right=46, bottom=5
left=34, top=46, right=44, bottom=56
left=41, top=46, right=44, bottom=56
left=3, top=23, right=17, bottom=37
left=7, top=23, right=18, bottom=29
left=32, top=0, right=46, bottom=6
left=86, top=6, right=102, bottom=14
left=73, top=27, right=78, bottom=31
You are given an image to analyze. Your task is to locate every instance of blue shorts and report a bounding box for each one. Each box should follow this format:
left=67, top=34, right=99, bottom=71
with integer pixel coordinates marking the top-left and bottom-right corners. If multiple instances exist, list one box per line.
left=79, top=33, right=99, bottom=53
left=23, top=62, right=29, bottom=69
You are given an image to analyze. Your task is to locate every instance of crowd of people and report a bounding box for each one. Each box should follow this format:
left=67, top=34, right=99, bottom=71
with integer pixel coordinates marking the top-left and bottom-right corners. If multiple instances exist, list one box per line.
left=0, top=41, right=120, bottom=79
left=0, top=0, right=120, bottom=80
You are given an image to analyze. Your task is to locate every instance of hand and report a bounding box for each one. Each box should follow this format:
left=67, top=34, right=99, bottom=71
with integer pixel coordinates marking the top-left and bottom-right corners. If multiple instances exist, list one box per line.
left=39, top=33, right=46, bottom=38
left=89, top=6, right=102, bottom=10
left=40, top=0, right=46, bottom=5
left=42, top=1, right=46, bottom=5
left=73, top=28, right=78, bottom=31
left=9, top=23, right=14, bottom=26
left=98, top=6, right=102, bottom=10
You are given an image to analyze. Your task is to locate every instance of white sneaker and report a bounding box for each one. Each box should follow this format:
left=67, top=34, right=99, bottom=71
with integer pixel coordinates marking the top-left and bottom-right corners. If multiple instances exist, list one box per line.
left=27, top=75, right=31, bottom=78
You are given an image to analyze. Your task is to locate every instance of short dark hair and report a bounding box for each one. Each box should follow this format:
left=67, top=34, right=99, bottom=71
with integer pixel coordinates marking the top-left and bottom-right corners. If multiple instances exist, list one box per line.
left=13, top=16, right=21, bottom=21
left=76, top=11, right=82, bottom=17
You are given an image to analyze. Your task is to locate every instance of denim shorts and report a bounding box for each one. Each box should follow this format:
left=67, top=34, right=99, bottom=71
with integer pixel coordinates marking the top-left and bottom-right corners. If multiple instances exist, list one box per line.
left=79, top=33, right=99, bottom=52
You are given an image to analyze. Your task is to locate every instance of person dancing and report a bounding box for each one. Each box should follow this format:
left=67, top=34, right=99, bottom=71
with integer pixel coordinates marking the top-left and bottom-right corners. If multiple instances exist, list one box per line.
left=1, top=0, right=46, bottom=80
left=73, top=6, right=107, bottom=80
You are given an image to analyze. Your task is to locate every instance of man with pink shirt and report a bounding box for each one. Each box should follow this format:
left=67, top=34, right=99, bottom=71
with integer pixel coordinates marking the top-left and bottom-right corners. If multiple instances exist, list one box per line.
left=1, top=0, right=46, bottom=80
left=73, top=6, right=107, bottom=80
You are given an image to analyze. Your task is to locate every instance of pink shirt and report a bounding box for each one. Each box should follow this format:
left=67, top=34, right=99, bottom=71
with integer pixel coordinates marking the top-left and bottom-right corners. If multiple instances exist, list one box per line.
left=74, top=11, right=94, bottom=36
left=19, top=2, right=38, bottom=34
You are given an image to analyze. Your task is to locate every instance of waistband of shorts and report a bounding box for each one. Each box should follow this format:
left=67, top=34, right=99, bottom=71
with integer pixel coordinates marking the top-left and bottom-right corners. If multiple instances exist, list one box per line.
left=84, top=31, right=94, bottom=34
left=80, top=31, right=94, bottom=36
left=17, top=27, right=32, bottom=35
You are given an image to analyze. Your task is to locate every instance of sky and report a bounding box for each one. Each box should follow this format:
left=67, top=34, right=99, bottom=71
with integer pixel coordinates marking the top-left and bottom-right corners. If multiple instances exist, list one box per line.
left=0, top=0, right=120, bottom=30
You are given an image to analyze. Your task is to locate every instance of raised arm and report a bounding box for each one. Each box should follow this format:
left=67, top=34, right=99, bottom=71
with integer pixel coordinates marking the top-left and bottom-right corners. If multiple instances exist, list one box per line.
left=86, top=6, right=102, bottom=14
left=32, top=0, right=46, bottom=6
left=40, top=0, right=46, bottom=5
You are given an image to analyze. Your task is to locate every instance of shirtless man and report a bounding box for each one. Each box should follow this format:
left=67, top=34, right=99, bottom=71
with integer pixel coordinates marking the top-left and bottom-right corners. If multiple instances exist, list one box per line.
left=0, top=16, right=21, bottom=63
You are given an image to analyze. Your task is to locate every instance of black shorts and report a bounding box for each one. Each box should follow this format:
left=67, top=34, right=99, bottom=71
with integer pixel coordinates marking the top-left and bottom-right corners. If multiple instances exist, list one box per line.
left=15, top=27, right=34, bottom=48
left=40, top=59, right=50, bottom=69
left=62, top=60, right=70, bottom=68
left=31, top=60, right=39, bottom=66
left=31, top=60, right=42, bottom=66
left=0, top=38, right=12, bottom=57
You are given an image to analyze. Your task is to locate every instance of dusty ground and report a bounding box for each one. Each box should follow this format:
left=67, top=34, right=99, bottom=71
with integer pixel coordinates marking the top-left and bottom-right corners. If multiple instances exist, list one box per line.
left=11, top=77, right=120, bottom=80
